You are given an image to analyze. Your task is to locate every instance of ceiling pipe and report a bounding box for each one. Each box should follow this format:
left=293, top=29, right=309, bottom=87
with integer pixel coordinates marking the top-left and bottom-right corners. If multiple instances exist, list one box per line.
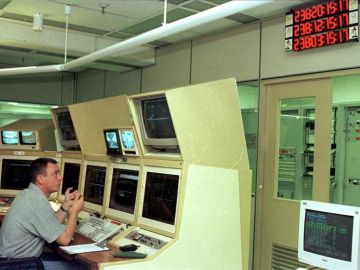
left=0, top=0, right=272, bottom=77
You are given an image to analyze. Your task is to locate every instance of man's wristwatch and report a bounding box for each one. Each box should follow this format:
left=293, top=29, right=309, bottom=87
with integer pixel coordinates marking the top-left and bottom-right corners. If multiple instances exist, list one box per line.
left=60, top=205, right=70, bottom=214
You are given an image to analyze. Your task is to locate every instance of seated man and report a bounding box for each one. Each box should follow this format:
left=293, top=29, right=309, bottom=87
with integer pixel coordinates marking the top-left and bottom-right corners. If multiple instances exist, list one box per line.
left=0, top=158, right=86, bottom=269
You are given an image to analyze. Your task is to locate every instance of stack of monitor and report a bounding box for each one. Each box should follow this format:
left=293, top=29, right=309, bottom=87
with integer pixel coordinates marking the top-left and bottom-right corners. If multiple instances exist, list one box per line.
left=1, top=131, right=37, bottom=146
left=78, top=158, right=181, bottom=235
left=103, top=127, right=139, bottom=157
left=298, top=200, right=360, bottom=269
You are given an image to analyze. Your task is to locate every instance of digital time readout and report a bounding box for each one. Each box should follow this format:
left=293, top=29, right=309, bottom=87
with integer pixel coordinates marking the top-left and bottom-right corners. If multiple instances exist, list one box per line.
left=293, top=0, right=350, bottom=23
left=285, top=0, right=359, bottom=51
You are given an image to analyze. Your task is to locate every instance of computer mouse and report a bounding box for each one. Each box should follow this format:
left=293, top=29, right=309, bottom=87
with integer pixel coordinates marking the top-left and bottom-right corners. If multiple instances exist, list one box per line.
left=119, top=244, right=139, bottom=252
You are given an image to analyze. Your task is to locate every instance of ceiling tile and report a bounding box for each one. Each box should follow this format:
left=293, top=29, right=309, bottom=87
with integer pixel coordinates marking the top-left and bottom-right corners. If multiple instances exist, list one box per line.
left=183, top=1, right=215, bottom=11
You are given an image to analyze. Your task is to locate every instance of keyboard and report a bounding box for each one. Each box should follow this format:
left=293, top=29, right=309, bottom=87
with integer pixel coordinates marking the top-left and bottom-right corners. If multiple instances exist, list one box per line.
left=77, top=215, right=123, bottom=243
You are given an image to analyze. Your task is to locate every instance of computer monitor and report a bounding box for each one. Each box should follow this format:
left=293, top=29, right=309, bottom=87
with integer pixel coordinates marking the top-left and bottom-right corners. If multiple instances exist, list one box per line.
left=138, top=166, right=181, bottom=235
left=60, top=159, right=82, bottom=195
left=52, top=107, right=80, bottom=150
left=1, top=131, right=19, bottom=145
left=136, top=95, right=179, bottom=152
left=19, top=131, right=37, bottom=145
left=0, top=156, right=36, bottom=196
left=298, top=200, right=360, bottom=270
left=105, top=163, right=140, bottom=223
left=119, top=127, right=139, bottom=156
left=81, top=160, right=107, bottom=213
left=103, top=129, right=122, bottom=156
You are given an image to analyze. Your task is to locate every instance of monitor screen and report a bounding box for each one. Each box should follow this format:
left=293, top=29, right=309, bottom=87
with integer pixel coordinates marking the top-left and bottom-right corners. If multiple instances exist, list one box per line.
left=109, top=168, right=139, bottom=214
left=83, top=164, right=106, bottom=206
left=119, top=128, right=139, bottom=156
left=142, top=171, right=179, bottom=225
left=142, top=97, right=176, bottom=139
left=61, top=162, right=81, bottom=194
left=19, top=131, right=37, bottom=145
left=138, top=96, right=179, bottom=151
left=103, top=129, right=121, bottom=155
left=56, top=111, right=77, bottom=141
left=1, top=131, right=19, bottom=145
left=298, top=200, right=360, bottom=270
left=1, top=159, right=32, bottom=190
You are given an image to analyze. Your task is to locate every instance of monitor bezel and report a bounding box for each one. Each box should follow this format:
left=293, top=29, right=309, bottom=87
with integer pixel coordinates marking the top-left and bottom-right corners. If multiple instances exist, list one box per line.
left=137, top=166, right=181, bottom=236
left=19, top=131, right=37, bottom=146
left=0, top=130, right=20, bottom=148
left=0, top=155, right=39, bottom=196
left=104, top=163, right=141, bottom=224
left=51, top=107, right=80, bottom=149
left=103, top=128, right=122, bottom=156
left=58, top=158, right=83, bottom=201
left=135, top=95, right=179, bottom=151
left=80, top=160, right=108, bottom=213
left=298, top=200, right=360, bottom=270
left=118, top=127, right=140, bottom=157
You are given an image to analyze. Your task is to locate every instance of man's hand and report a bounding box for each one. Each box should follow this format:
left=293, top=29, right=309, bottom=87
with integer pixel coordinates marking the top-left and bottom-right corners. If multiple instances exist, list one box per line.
left=62, top=187, right=81, bottom=210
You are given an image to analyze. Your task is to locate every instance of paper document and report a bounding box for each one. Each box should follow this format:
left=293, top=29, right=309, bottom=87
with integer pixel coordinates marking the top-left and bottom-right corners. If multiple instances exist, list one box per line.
left=59, top=243, right=110, bottom=254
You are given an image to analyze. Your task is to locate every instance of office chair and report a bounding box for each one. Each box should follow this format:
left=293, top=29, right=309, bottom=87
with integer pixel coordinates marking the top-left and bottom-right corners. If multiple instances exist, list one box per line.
left=0, top=257, right=44, bottom=270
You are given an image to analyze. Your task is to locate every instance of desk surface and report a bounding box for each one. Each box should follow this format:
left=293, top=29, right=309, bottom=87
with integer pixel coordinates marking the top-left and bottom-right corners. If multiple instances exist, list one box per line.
left=64, top=233, right=127, bottom=270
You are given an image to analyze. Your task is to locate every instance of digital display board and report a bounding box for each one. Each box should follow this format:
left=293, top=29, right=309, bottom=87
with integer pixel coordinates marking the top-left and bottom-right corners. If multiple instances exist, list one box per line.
left=285, top=0, right=359, bottom=51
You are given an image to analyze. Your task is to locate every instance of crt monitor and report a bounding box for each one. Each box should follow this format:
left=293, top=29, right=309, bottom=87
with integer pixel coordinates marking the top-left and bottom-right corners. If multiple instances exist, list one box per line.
left=1, top=158, right=32, bottom=191
left=1, top=131, right=19, bottom=145
left=52, top=107, right=80, bottom=150
left=298, top=200, right=360, bottom=270
left=137, top=95, right=179, bottom=152
left=61, top=161, right=81, bottom=194
left=119, top=127, right=139, bottom=156
left=138, top=166, right=181, bottom=235
left=82, top=161, right=107, bottom=212
left=19, top=131, right=37, bottom=145
left=103, top=129, right=122, bottom=156
left=106, top=164, right=139, bottom=223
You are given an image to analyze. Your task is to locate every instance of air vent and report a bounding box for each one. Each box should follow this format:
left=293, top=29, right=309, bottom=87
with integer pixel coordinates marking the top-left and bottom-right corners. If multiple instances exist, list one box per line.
left=272, top=243, right=316, bottom=270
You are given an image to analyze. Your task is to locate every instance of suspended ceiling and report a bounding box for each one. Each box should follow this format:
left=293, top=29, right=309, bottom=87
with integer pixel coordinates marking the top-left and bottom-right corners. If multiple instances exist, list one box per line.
left=0, top=0, right=317, bottom=73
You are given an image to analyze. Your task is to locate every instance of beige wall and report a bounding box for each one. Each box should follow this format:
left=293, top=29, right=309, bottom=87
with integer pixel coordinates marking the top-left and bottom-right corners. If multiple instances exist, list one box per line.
left=0, top=72, right=74, bottom=105
left=191, top=23, right=260, bottom=84
left=141, top=41, right=192, bottom=92
left=3, top=14, right=360, bottom=104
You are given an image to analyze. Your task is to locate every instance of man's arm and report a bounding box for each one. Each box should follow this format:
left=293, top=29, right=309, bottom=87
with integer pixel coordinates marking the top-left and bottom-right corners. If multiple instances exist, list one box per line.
left=56, top=188, right=80, bottom=223
left=56, top=195, right=84, bottom=246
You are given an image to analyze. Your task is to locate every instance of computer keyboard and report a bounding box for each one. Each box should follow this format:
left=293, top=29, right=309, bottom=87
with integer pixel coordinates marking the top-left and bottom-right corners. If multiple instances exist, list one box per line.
left=77, top=215, right=123, bottom=243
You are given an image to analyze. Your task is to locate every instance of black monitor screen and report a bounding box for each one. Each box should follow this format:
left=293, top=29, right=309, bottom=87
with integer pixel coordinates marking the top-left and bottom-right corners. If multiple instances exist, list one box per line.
left=20, top=131, right=36, bottom=145
left=1, top=131, right=19, bottom=145
left=142, top=97, right=176, bottom=139
left=109, top=168, right=139, bottom=214
left=120, top=130, right=136, bottom=151
left=304, top=209, right=353, bottom=262
left=1, top=159, right=32, bottom=190
left=61, top=162, right=81, bottom=194
left=57, top=111, right=77, bottom=141
left=142, top=172, right=179, bottom=225
left=83, top=165, right=106, bottom=206
left=103, top=129, right=121, bottom=155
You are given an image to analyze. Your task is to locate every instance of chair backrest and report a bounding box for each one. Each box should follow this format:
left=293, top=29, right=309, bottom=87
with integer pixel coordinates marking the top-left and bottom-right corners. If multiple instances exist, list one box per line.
left=0, top=257, right=44, bottom=270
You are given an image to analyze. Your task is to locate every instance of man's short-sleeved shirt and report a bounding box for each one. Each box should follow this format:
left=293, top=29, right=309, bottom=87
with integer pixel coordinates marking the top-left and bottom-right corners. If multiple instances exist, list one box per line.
left=0, top=183, right=65, bottom=258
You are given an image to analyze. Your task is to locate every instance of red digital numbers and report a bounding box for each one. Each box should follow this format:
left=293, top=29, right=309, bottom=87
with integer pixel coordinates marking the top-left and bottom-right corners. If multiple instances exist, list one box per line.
left=293, top=0, right=349, bottom=23
left=287, top=0, right=355, bottom=51
left=293, top=13, right=349, bottom=37
left=293, top=29, right=349, bottom=51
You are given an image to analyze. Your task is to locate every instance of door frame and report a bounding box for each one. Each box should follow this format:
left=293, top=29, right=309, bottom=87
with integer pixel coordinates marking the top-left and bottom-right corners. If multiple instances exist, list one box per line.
left=254, top=75, right=333, bottom=269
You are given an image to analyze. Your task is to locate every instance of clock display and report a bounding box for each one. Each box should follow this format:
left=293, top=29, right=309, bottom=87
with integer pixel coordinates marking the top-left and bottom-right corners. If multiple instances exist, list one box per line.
left=285, top=0, right=359, bottom=51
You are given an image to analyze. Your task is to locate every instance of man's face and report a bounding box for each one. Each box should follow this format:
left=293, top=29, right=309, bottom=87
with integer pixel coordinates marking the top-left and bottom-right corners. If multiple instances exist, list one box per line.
left=43, top=162, right=63, bottom=193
